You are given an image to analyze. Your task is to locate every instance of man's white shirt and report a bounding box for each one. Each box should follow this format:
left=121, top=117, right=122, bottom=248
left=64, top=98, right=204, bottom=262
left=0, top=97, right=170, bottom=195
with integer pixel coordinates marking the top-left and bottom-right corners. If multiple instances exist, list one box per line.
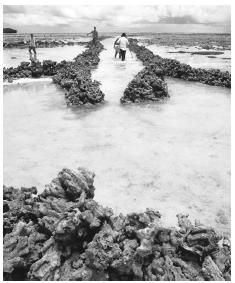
left=117, top=37, right=129, bottom=51
left=30, top=38, right=36, bottom=47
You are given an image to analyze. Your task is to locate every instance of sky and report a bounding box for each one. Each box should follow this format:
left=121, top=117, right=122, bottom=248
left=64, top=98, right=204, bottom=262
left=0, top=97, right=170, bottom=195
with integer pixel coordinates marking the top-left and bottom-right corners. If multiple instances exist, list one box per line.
left=3, top=5, right=231, bottom=34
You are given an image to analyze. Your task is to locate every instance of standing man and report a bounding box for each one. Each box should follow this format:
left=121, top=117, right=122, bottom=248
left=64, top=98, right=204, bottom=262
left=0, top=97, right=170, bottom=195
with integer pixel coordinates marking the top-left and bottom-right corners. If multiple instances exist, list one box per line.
left=29, top=33, right=37, bottom=55
left=87, top=27, right=98, bottom=46
left=117, top=33, right=129, bottom=61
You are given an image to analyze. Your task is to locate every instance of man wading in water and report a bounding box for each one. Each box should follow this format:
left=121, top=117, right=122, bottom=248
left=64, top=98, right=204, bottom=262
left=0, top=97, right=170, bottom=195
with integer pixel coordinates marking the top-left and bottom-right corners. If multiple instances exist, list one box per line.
left=87, top=27, right=98, bottom=47
left=116, top=33, right=129, bottom=61
left=29, top=34, right=37, bottom=55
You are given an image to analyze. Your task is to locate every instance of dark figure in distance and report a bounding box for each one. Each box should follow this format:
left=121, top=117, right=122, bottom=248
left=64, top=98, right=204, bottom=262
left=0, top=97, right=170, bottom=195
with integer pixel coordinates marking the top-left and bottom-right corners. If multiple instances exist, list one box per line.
left=29, top=34, right=36, bottom=55
left=87, top=27, right=98, bottom=46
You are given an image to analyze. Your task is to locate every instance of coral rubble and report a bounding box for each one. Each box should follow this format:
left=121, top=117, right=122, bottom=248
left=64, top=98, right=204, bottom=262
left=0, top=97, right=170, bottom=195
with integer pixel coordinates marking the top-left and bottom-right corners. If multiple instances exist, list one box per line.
left=3, top=60, right=58, bottom=82
left=3, top=167, right=231, bottom=281
left=121, top=64, right=169, bottom=104
left=52, top=42, right=105, bottom=106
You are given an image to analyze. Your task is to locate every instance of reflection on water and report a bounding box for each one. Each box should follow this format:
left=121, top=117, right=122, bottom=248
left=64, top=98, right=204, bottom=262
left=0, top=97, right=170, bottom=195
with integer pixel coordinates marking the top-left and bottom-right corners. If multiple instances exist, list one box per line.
left=3, top=38, right=230, bottom=236
left=29, top=53, right=38, bottom=63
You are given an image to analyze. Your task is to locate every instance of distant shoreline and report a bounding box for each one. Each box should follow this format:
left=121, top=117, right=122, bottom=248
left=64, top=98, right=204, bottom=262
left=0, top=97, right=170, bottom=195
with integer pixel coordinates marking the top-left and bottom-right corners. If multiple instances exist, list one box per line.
left=3, top=32, right=231, bottom=35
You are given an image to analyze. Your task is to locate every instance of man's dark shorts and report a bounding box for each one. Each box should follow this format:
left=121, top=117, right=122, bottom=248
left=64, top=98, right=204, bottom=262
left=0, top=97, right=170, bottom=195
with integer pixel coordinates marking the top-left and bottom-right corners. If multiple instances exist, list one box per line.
left=120, top=49, right=126, bottom=61
left=92, top=38, right=98, bottom=46
left=29, top=46, right=36, bottom=54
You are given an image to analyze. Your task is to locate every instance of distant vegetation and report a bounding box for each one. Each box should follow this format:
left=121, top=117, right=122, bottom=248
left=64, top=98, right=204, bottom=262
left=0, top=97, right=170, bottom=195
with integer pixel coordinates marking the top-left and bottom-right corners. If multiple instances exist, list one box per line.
left=3, top=28, right=17, bottom=34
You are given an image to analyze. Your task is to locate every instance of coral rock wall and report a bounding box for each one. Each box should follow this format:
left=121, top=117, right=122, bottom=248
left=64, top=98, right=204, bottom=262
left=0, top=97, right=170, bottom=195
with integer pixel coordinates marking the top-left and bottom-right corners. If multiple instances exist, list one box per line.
left=52, top=42, right=105, bottom=106
left=121, top=38, right=230, bottom=104
left=3, top=168, right=231, bottom=281
left=129, top=39, right=231, bottom=88
left=121, top=64, right=169, bottom=104
left=3, top=41, right=105, bottom=106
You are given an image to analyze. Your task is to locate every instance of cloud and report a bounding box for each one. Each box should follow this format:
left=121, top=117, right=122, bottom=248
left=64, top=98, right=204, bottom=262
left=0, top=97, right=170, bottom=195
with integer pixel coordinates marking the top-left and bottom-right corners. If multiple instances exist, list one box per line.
left=3, top=5, right=26, bottom=14
left=133, top=15, right=199, bottom=25
left=3, top=5, right=231, bottom=33
left=158, top=15, right=198, bottom=25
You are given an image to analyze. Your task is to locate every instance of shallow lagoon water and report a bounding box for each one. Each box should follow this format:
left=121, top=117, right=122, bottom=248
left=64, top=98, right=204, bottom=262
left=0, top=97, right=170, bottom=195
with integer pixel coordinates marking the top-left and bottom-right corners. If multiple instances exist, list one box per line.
left=3, top=38, right=230, bottom=236
left=146, top=44, right=231, bottom=72
left=3, top=45, right=86, bottom=68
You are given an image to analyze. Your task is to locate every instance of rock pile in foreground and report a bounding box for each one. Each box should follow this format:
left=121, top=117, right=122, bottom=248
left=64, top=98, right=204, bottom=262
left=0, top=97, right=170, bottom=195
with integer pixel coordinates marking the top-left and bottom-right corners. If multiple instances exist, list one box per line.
left=121, top=64, right=169, bottom=104
left=3, top=167, right=231, bottom=281
left=52, top=42, right=104, bottom=106
left=129, top=39, right=231, bottom=88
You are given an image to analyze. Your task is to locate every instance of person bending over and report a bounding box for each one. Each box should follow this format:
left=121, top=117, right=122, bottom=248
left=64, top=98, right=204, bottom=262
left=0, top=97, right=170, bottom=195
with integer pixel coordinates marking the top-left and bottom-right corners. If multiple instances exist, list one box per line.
left=117, top=33, right=129, bottom=61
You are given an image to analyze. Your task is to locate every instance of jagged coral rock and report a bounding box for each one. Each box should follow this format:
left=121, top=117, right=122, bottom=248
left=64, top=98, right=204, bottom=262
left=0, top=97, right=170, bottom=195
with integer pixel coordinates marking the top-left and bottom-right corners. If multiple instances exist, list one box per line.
left=177, top=213, right=194, bottom=232
left=41, top=177, right=66, bottom=199
left=202, top=255, right=224, bottom=281
left=121, top=64, right=169, bottom=104
left=3, top=59, right=55, bottom=81
left=211, top=238, right=231, bottom=280
left=3, top=186, right=38, bottom=235
left=58, top=167, right=95, bottom=200
left=180, top=226, right=221, bottom=257
left=3, top=167, right=231, bottom=281
left=52, top=42, right=105, bottom=106
left=4, top=220, right=47, bottom=280
left=31, top=61, right=44, bottom=78
left=42, top=60, right=57, bottom=76
left=136, top=227, right=156, bottom=256
left=28, top=237, right=62, bottom=280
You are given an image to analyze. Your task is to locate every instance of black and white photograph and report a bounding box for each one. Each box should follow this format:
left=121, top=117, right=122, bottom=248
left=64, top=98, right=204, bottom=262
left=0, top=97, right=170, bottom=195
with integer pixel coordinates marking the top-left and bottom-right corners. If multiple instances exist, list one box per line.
left=2, top=1, right=232, bottom=281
